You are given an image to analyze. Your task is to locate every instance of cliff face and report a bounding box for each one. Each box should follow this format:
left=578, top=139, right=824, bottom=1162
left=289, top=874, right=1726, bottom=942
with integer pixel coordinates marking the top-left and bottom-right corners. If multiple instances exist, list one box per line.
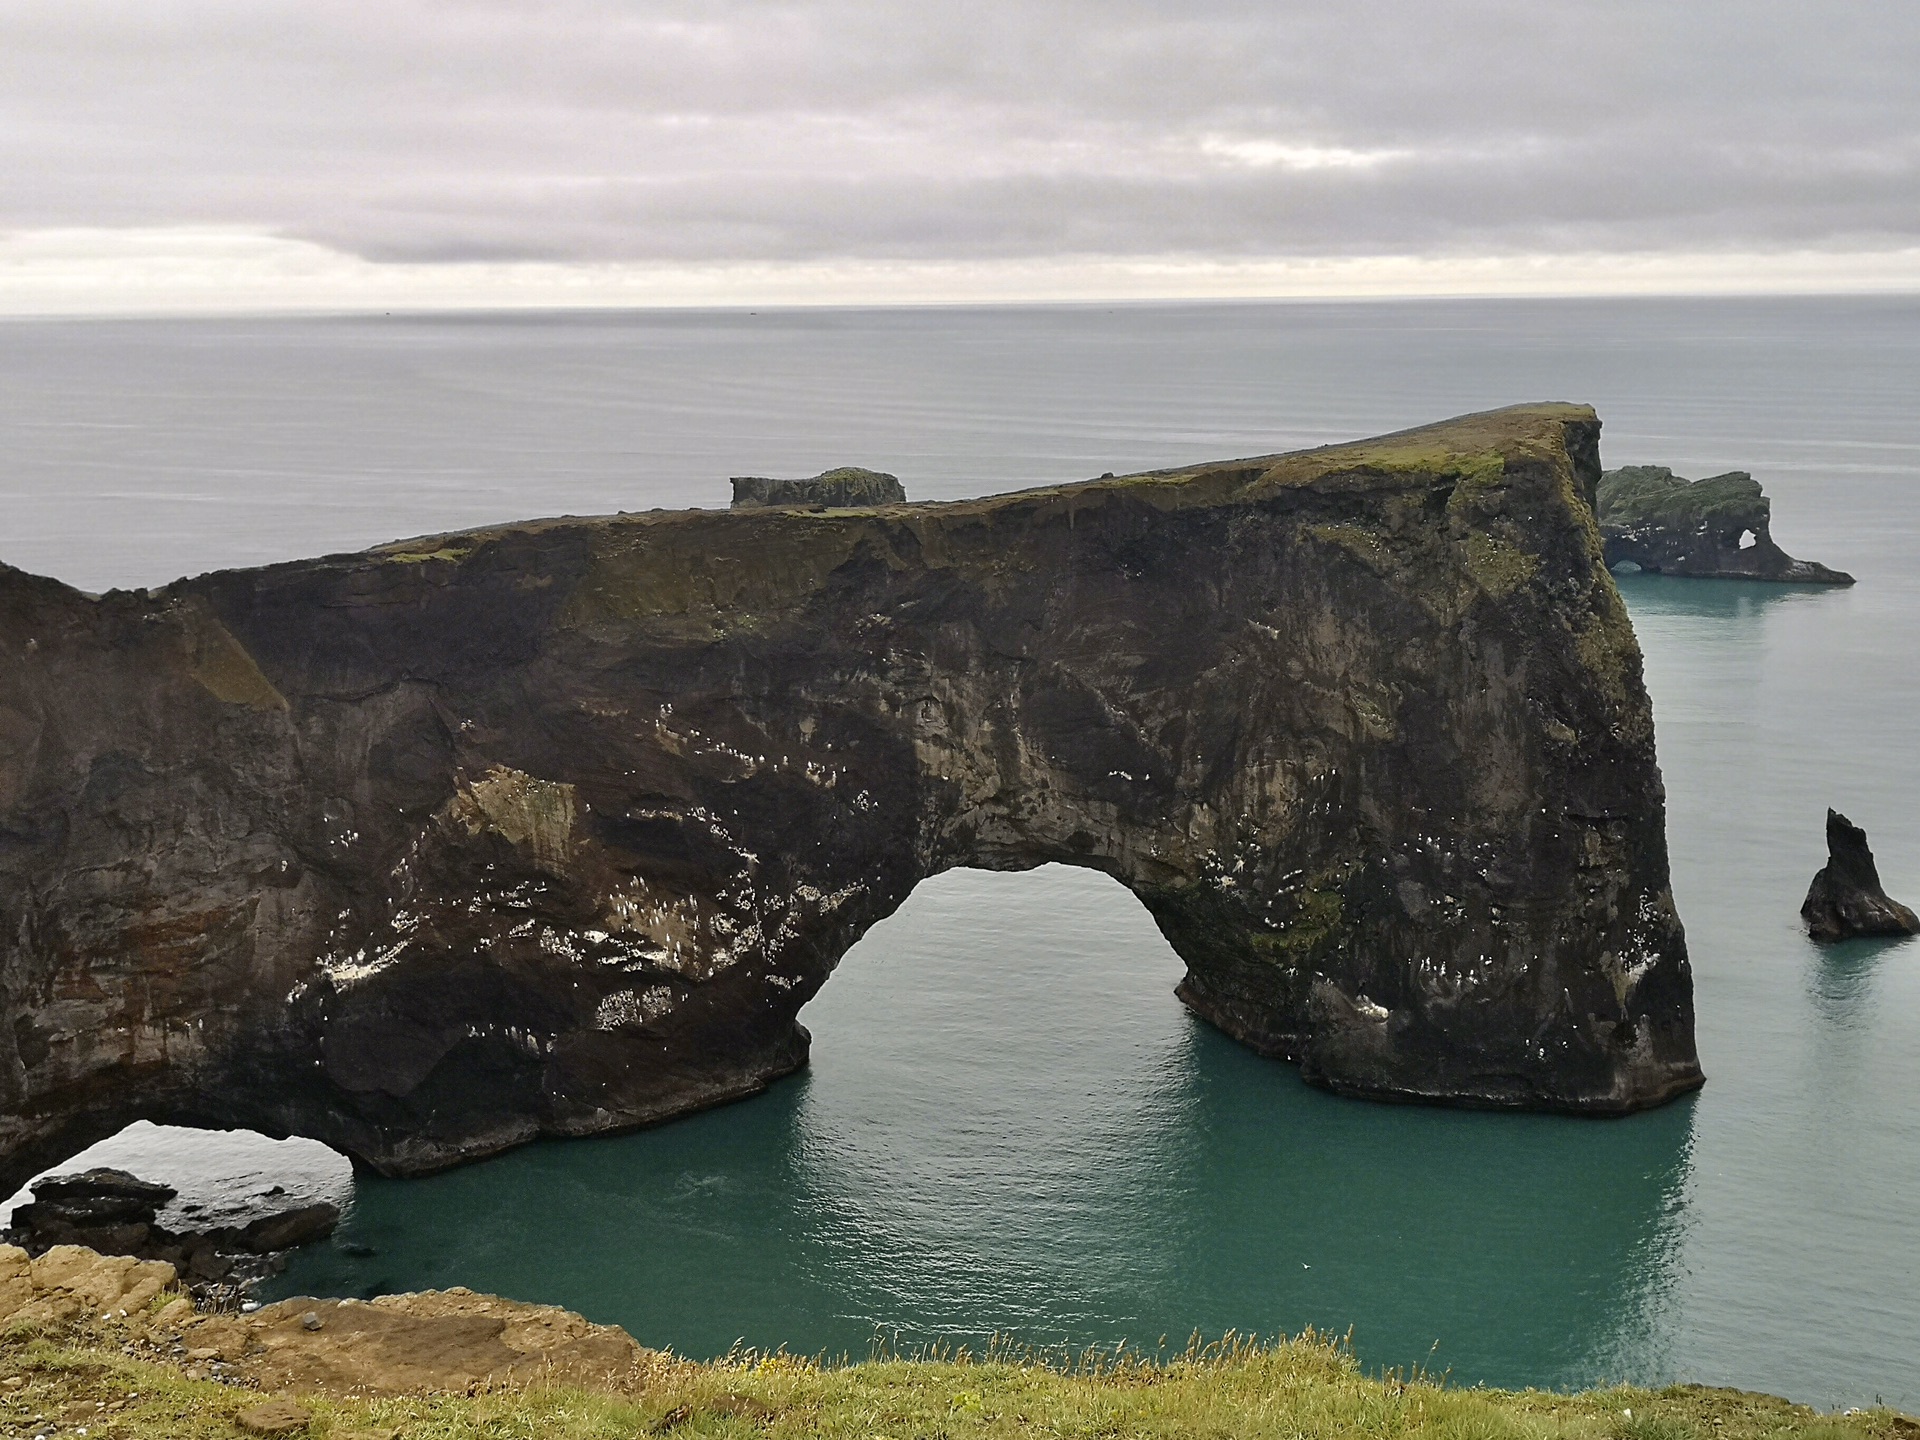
left=1597, top=466, right=1853, bottom=583
left=0, top=404, right=1701, bottom=1189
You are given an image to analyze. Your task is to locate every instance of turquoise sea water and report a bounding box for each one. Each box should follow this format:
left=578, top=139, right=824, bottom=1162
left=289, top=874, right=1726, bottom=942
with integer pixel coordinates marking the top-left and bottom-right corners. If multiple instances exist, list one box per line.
left=4, top=299, right=1917, bottom=1409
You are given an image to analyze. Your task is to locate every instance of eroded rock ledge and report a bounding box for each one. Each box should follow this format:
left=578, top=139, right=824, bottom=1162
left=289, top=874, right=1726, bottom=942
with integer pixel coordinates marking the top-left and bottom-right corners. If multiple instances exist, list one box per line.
left=0, top=1243, right=665, bottom=1397
left=0, top=404, right=1700, bottom=1189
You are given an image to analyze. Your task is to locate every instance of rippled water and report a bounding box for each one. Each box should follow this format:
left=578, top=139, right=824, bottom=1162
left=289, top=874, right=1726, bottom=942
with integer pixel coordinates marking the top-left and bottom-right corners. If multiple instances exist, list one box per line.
left=4, top=298, right=1917, bottom=1408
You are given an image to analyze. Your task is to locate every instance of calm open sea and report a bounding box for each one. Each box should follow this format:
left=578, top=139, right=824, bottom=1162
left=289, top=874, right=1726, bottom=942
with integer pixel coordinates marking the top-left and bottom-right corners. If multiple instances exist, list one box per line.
left=4, top=298, right=1917, bottom=1409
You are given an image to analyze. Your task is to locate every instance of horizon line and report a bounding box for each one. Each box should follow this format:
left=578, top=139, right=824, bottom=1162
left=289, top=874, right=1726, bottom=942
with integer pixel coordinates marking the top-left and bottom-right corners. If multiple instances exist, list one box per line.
left=2, top=227, right=1919, bottom=317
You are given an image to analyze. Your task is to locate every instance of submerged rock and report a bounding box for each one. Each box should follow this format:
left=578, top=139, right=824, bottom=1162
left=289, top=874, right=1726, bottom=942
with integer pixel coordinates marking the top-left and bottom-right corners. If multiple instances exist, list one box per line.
left=1802, top=809, right=1920, bottom=942
left=239, top=1202, right=340, bottom=1255
left=1597, top=465, right=1853, bottom=583
left=730, top=465, right=905, bottom=509
left=0, top=404, right=1703, bottom=1193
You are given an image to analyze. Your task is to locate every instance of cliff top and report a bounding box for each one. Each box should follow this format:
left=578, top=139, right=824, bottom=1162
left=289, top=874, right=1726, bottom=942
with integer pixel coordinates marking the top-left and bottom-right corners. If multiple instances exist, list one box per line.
left=362, top=401, right=1599, bottom=566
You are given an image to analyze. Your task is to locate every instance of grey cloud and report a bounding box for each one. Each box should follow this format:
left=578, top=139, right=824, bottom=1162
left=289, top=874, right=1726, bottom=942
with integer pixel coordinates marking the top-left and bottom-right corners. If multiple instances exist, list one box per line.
left=0, top=0, right=1916, bottom=263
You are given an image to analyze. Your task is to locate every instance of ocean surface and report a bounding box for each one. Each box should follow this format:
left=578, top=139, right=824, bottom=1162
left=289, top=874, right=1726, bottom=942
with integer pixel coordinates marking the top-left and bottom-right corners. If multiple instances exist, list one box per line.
left=4, top=298, right=1918, bottom=1409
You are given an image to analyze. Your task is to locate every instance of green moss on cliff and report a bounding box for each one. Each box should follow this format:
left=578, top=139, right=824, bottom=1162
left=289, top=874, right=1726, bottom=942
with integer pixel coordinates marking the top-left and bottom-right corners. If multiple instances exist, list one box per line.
left=1333, top=444, right=1506, bottom=486
left=382, top=545, right=474, bottom=565
left=560, top=520, right=876, bottom=631
left=1255, top=883, right=1346, bottom=963
left=1597, top=467, right=1765, bottom=530
left=1306, top=522, right=1395, bottom=571
left=181, top=605, right=288, bottom=711
left=1462, top=532, right=1541, bottom=598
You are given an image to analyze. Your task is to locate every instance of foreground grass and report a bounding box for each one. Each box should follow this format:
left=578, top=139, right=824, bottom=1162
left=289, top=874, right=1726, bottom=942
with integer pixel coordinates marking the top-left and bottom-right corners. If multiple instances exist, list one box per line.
left=1, top=1330, right=1912, bottom=1440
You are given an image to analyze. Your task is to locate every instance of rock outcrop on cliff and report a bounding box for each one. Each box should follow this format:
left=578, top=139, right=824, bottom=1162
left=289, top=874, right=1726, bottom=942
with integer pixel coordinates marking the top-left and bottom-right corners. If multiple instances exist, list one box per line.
left=731, top=466, right=906, bottom=509
left=1802, top=810, right=1920, bottom=942
left=1597, top=466, right=1853, bottom=583
left=0, top=404, right=1702, bottom=1189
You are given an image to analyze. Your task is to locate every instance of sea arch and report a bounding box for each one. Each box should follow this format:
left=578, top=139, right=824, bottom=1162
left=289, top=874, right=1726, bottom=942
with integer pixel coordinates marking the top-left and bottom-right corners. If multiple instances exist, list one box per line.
left=0, top=405, right=1702, bottom=1191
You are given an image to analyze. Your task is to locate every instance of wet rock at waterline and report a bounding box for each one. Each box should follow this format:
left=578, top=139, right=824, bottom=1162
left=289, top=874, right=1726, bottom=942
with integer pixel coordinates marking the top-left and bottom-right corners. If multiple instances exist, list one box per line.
left=1597, top=465, right=1853, bottom=583
left=14, top=1167, right=175, bottom=1225
left=238, top=1202, right=342, bottom=1254
left=1802, top=809, right=1920, bottom=942
left=0, top=404, right=1702, bottom=1191
left=730, top=465, right=906, bottom=509
left=4, top=1168, right=339, bottom=1304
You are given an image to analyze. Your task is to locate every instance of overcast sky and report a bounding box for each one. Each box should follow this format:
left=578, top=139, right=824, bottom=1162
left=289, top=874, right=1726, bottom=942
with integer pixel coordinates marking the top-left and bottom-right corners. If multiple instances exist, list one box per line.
left=2, top=0, right=1917, bottom=308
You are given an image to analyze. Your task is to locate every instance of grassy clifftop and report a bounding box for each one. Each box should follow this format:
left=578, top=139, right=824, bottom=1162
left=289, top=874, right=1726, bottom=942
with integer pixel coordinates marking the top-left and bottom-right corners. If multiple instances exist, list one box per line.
left=3, top=1326, right=1912, bottom=1440
left=1, top=1244, right=1904, bottom=1438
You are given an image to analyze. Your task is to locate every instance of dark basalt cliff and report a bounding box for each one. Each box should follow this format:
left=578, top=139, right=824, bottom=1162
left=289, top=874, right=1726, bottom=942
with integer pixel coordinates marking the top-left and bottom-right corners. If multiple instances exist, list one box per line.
left=1597, top=465, right=1853, bottom=583
left=0, top=404, right=1702, bottom=1191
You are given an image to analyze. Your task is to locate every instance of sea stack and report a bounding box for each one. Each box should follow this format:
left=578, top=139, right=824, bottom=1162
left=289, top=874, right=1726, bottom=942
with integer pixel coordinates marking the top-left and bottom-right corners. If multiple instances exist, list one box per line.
left=1801, top=810, right=1920, bottom=941
left=1597, top=465, right=1853, bottom=583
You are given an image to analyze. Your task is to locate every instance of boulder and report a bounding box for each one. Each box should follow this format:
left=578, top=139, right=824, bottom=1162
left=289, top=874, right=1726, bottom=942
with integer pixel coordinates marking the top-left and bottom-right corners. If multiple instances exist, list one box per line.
left=23, top=1243, right=176, bottom=1316
left=235, top=1397, right=313, bottom=1435
left=0, top=1243, right=33, bottom=1315
left=1802, top=809, right=1920, bottom=941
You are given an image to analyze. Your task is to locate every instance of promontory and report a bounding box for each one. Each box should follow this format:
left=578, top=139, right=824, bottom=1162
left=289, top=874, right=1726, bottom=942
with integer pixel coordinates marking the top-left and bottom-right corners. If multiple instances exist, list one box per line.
left=0, top=403, right=1702, bottom=1191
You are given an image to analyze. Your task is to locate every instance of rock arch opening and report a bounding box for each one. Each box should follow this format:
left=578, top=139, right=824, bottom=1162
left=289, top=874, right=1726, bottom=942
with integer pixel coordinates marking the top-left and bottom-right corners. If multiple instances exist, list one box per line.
left=801, top=863, right=1190, bottom=1071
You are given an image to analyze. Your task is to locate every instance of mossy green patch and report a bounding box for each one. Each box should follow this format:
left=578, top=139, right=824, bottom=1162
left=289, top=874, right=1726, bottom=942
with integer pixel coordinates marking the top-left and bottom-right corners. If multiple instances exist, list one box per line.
left=1597, top=467, right=1765, bottom=532
left=560, top=519, right=877, bottom=632
left=1253, top=883, right=1347, bottom=965
left=1463, top=533, right=1541, bottom=598
left=1569, top=584, right=1652, bottom=746
left=381, top=545, right=476, bottom=565
left=181, top=604, right=288, bottom=711
left=1333, top=445, right=1506, bottom=485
